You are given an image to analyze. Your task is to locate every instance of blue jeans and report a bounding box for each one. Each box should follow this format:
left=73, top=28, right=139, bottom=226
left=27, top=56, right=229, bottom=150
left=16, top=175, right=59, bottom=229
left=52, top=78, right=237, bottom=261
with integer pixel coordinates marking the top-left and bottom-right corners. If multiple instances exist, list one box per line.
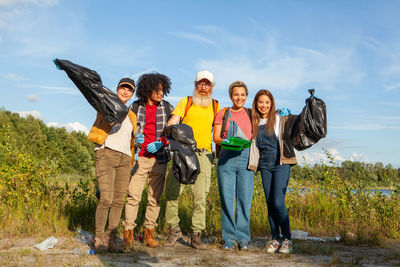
left=217, top=147, right=254, bottom=245
left=260, top=164, right=291, bottom=240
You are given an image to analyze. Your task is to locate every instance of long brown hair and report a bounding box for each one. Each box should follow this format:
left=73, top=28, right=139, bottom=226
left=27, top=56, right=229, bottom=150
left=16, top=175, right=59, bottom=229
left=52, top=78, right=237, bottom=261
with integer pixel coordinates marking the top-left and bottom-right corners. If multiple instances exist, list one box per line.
left=252, top=89, right=276, bottom=138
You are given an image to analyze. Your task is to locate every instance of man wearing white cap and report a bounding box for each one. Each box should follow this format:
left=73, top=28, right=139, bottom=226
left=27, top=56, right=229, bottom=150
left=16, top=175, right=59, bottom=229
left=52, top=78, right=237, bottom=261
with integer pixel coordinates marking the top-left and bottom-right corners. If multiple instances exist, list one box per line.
left=163, top=70, right=220, bottom=249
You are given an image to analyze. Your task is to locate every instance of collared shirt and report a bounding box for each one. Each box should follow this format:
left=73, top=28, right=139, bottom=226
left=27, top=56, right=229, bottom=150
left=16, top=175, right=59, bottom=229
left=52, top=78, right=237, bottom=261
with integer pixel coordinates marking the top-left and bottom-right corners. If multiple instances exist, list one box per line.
left=135, top=100, right=173, bottom=139
left=132, top=100, right=174, bottom=163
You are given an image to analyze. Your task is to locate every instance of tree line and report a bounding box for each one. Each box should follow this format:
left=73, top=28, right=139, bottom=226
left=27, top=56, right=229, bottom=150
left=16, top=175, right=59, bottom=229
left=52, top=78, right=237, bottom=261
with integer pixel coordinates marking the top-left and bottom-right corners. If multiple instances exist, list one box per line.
left=1, top=108, right=399, bottom=186
left=291, top=158, right=400, bottom=187
left=0, top=109, right=95, bottom=176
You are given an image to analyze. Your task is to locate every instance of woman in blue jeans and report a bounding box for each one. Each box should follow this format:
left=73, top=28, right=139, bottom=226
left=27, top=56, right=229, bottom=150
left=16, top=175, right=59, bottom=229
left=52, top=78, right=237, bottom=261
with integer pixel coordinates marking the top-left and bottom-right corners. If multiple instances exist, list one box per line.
left=252, top=89, right=297, bottom=254
left=213, top=81, right=254, bottom=251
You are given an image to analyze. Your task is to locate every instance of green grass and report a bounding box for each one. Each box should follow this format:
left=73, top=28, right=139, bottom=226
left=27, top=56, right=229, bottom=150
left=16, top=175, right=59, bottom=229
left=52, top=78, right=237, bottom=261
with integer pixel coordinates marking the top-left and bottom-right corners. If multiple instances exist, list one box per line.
left=1, top=129, right=400, bottom=245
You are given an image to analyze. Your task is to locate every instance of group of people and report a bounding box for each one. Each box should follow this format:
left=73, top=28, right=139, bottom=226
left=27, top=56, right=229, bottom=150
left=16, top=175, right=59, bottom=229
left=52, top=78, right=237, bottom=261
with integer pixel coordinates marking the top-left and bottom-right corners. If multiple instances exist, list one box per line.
left=88, top=70, right=298, bottom=254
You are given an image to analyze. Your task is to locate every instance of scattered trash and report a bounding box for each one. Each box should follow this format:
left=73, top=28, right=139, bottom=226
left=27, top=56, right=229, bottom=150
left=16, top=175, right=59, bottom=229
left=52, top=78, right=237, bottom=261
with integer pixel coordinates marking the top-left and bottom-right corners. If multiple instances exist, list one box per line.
left=34, top=236, right=58, bottom=250
left=73, top=248, right=81, bottom=255
left=325, top=236, right=342, bottom=242
left=291, top=230, right=308, bottom=240
left=291, top=230, right=341, bottom=242
left=75, top=228, right=95, bottom=244
left=73, top=247, right=95, bottom=256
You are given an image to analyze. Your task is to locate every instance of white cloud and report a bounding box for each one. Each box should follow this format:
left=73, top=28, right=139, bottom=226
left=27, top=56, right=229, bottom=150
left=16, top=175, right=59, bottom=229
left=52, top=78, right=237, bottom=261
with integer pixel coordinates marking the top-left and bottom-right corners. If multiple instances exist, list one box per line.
left=0, top=0, right=58, bottom=7
left=330, top=122, right=400, bottom=130
left=47, top=121, right=89, bottom=134
left=296, top=148, right=345, bottom=166
left=4, top=73, right=24, bottom=81
left=27, top=94, right=39, bottom=102
left=185, top=26, right=364, bottom=94
left=349, top=152, right=369, bottom=162
left=164, top=96, right=183, bottom=106
left=15, top=83, right=78, bottom=95
left=384, top=82, right=400, bottom=91
left=131, top=67, right=160, bottom=81
left=380, top=52, right=400, bottom=91
left=169, top=32, right=217, bottom=46
left=377, top=101, right=400, bottom=106
left=330, top=115, right=400, bottom=130
left=0, top=2, right=82, bottom=57
left=16, top=110, right=44, bottom=120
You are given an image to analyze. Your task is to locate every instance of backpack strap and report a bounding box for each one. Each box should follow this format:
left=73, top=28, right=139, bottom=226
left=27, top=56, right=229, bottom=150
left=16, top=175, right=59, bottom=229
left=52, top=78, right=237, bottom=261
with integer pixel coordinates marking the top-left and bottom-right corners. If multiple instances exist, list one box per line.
left=220, top=107, right=251, bottom=138
left=181, top=96, right=219, bottom=123
left=180, top=96, right=192, bottom=123
left=245, top=108, right=252, bottom=122
left=212, top=99, right=219, bottom=123
left=162, top=100, right=173, bottom=120
left=129, top=100, right=140, bottom=115
left=220, top=107, right=229, bottom=138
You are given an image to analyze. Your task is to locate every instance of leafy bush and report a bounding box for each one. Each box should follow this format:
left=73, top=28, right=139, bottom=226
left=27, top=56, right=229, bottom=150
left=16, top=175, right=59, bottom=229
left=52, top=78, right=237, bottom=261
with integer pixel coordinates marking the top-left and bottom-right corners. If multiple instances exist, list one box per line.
left=0, top=125, right=66, bottom=236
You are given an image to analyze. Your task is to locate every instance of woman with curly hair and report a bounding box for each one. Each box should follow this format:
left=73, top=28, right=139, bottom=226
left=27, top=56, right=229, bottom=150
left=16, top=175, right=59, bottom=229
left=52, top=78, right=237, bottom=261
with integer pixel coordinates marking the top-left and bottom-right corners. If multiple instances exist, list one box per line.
left=123, top=73, right=174, bottom=249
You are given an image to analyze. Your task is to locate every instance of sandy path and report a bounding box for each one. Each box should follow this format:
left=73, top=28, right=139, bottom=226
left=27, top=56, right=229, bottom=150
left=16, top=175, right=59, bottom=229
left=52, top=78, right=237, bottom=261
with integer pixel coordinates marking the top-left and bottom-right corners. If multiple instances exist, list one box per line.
left=1, top=236, right=399, bottom=266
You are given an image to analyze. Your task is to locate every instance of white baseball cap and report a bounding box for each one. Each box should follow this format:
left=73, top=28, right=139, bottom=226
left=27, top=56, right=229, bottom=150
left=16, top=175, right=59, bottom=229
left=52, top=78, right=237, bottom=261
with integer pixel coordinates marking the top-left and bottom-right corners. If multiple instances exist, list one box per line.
left=195, top=70, right=214, bottom=83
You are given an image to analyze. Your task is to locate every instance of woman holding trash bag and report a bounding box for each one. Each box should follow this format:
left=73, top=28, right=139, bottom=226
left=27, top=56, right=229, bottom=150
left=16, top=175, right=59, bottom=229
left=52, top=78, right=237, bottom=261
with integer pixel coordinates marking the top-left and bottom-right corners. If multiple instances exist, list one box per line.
left=88, top=78, right=138, bottom=253
left=213, top=81, right=254, bottom=251
left=252, top=89, right=297, bottom=254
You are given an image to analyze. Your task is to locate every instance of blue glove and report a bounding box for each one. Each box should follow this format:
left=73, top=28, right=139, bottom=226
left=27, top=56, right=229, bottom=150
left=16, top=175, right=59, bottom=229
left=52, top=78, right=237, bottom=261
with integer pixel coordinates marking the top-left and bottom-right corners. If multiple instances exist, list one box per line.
left=134, top=133, right=144, bottom=144
left=147, top=141, right=163, bottom=153
left=222, top=139, right=229, bottom=143
left=280, top=108, right=291, bottom=117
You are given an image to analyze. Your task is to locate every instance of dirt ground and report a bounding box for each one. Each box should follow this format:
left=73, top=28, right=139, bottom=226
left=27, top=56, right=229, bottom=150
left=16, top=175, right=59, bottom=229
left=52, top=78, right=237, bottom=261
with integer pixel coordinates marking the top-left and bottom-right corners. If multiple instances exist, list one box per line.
left=1, top=235, right=400, bottom=267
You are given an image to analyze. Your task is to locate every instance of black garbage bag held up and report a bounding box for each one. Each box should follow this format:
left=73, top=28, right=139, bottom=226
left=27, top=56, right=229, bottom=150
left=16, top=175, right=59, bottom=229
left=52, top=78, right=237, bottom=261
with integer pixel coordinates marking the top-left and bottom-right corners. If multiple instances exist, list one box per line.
left=53, top=59, right=128, bottom=126
left=164, top=124, right=200, bottom=184
left=291, top=89, right=327, bottom=151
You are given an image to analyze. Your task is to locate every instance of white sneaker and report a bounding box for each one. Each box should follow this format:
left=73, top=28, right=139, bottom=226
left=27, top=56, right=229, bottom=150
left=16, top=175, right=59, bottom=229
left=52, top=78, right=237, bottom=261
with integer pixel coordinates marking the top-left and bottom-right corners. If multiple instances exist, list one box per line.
left=265, top=239, right=280, bottom=254
left=279, top=239, right=293, bottom=254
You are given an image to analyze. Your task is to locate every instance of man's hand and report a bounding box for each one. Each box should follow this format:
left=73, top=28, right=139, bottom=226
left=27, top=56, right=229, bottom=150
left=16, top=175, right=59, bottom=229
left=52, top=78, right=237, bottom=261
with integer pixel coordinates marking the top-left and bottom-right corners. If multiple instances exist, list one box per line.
left=147, top=141, right=163, bottom=153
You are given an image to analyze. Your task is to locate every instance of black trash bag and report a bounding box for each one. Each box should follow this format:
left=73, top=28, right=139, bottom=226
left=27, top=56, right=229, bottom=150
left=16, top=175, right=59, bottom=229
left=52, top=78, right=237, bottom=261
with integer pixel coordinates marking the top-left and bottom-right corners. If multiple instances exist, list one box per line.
left=54, top=59, right=128, bottom=126
left=165, top=124, right=200, bottom=184
left=291, top=89, right=327, bottom=151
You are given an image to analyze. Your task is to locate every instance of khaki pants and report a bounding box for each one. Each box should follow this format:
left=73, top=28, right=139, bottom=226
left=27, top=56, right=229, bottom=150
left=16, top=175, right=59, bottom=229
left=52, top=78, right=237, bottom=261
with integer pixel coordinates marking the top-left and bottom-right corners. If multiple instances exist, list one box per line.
left=95, top=148, right=131, bottom=238
left=164, top=151, right=213, bottom=233
left=124, top=156, right=167, bottom=229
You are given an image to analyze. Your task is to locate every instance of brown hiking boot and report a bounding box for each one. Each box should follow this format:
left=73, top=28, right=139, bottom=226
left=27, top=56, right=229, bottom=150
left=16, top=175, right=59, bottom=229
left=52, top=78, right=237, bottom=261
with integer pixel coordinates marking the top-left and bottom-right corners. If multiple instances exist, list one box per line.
left=123, top=229, right=134, bottom=250
left=108, top=230, right=123, bottom=253
left=144, top=228, right=159, bottom=247
left=191, top=232, right=207, bottom=250
left=94, top=236, right=108, bottom=252
left=163, top=226, right=182, bottom=247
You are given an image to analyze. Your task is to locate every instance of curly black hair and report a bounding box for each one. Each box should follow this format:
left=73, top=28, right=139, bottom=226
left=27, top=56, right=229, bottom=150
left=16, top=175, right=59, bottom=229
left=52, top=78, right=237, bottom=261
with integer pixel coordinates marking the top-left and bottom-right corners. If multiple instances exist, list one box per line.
left=135, top=73, right=171, bottom=103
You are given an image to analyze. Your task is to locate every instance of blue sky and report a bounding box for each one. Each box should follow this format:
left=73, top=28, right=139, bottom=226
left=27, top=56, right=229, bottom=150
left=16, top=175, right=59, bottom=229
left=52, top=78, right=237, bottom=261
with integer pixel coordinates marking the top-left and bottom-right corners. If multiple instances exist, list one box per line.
left=1, top=0, right=399, bottom=167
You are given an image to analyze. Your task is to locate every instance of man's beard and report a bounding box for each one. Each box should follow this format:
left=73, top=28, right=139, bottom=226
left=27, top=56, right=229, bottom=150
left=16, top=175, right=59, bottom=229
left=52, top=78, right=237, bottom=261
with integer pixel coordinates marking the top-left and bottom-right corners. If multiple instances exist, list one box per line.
left=192, top=89, right=212, bottom=107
